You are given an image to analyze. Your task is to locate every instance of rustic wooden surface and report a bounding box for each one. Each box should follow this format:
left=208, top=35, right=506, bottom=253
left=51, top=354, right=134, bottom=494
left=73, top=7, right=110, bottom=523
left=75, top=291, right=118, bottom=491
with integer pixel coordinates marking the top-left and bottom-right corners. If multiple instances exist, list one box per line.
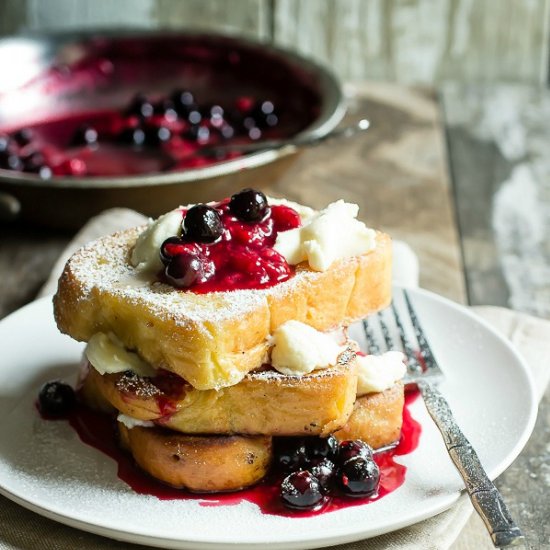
left=1, top=0, right=549, bottom=85
left=443, top=83, right=550, bottom=550
left=266, top=81, right=466, bottom=302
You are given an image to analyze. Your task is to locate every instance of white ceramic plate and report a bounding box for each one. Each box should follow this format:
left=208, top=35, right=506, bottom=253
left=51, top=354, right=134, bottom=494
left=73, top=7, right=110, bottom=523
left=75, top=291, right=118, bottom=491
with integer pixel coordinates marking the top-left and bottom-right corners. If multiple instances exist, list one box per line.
left=0, top=288, right=537, bottom=550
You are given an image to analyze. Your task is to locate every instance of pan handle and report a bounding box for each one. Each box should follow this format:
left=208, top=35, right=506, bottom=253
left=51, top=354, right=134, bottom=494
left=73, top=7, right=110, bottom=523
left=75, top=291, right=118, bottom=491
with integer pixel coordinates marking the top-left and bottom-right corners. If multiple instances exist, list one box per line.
left=0, top=192, right=21, bottom=221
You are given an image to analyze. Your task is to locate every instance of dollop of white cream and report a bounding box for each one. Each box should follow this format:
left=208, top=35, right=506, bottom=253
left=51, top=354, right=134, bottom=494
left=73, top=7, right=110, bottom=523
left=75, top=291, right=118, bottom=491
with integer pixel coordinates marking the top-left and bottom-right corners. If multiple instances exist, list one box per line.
left=85, top=333, right=157, bottom=377
left=117, top=413, right=155, bottom=429
left=270, top=320, right=344, bottom=376
left=273, top=200, right=376, bottom=271
left=356, top=351, right=407, bottom=395
left=131, top=209, right=183, bottom=272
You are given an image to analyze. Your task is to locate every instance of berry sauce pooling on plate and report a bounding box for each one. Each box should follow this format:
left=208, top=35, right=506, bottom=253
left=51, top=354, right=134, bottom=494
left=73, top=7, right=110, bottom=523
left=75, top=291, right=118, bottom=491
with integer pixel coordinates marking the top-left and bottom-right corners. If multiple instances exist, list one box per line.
left=54, top=390, right=422, bottom=517
left=159, top=190, right=301, bottom=293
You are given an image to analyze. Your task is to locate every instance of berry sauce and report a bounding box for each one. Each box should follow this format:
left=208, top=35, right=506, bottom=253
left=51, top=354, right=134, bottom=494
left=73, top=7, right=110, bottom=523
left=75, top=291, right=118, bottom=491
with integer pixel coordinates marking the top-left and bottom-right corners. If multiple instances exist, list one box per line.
left=160, top=200, right=301, bottom=293
left=47, top=390, right=421, bottom=518
left=0, top=35, right=321, bottom=178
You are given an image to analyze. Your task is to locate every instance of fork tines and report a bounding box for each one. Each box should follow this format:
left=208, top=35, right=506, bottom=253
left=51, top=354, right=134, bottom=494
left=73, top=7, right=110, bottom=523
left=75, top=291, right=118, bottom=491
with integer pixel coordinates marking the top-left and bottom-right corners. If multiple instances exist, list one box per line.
left=403, top=290, right=438, bottom=371
left=362, top=289, right=443, bottom=381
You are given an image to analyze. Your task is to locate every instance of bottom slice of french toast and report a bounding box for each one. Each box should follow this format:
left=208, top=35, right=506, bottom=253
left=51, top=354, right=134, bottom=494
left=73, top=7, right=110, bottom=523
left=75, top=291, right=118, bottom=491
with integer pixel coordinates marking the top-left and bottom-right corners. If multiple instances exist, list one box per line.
left=118, top=423, right=272, bottom=492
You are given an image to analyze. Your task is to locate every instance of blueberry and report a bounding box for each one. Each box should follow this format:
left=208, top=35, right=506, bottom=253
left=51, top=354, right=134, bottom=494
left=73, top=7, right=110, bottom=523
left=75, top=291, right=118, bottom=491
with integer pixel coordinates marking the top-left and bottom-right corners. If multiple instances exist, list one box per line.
left=71, top=125, right=99, bottom=146
left=248, top=127, right=262, bottom=140
left=165, top=252, right=204, bottom=288
left=1, top=153, right=23, bottom=171
left=0, top=134, right=15, bottom=154
left=252, top=100, right=279, bottom=128
left=337, top=456, right=380, bottom=498
left=12, top=128, right=33, bottom=146
left=171, top=89, right=195, bottom=115
left=338, top=439, right=373, bottom=465
left=160, top=236, right=184, bottom=266
left=209, top=104, right=224, bottom=117
left=38, top=165, right=53, bottom=180
left=118, top=127, right=146, bottom=147
left=243, top=116, right=256, bottom=130
left=309, top=435, right=339, bottom=461
left=219, top=123, right=235, bottom=140
left=183, top=205, right=223, bottom=243
left=205, top=104, right=224, bottom=128
left=229, top=188, right=268, bottom=222
left=22, top=151, right=47, bottom=173
left=280, top=470, right=324, bottom=510
left=185, top=124, right=210, bottom=144
left=187, top=109, right=202, bottom=125
left=38, top=381, right=76, bottom=417
left=265, top=113, right=278, bottom=127
left=143, top=125, right=171, bottom=146
left=310, top=458, right=335, bottom=493
left=125, top=93, right=154, bottom=118
left=154, top=99, right=178, bottom=122
left=274, top=439, right=309, bottom=472
left=259, top=100, right=275, bottom=115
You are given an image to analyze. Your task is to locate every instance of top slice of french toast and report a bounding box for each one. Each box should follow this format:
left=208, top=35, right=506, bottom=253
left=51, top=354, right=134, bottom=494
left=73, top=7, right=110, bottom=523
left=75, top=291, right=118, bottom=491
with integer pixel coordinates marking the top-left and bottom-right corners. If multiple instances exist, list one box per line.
left=53, top=196, right=392, bottom=390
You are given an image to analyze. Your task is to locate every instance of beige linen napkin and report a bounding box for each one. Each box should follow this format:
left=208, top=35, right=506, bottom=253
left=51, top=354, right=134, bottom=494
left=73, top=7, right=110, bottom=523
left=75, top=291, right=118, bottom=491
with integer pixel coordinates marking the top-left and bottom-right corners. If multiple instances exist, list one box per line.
left=1, top=209, right=546, bottom=550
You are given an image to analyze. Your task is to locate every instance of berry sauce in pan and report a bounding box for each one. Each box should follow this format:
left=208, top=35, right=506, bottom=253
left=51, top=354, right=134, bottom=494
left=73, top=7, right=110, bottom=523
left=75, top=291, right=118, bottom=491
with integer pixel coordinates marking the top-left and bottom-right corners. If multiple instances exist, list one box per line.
left=47, top=390, right=421, bottom=518
left=0, top=97, right=289, bottom=178
left=0, top=36, right=322, bottom=178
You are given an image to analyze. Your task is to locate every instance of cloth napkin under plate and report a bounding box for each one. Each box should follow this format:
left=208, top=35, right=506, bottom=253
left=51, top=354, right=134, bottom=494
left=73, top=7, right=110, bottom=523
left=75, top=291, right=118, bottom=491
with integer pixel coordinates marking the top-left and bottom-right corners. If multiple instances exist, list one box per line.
left=1, top=208, right=545, bottom=550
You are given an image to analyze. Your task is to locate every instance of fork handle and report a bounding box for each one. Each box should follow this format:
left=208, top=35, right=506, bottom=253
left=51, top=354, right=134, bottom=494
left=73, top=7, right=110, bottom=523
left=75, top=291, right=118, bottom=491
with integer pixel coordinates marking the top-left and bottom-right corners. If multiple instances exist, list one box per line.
left=417, top=381, right=525, bottom=548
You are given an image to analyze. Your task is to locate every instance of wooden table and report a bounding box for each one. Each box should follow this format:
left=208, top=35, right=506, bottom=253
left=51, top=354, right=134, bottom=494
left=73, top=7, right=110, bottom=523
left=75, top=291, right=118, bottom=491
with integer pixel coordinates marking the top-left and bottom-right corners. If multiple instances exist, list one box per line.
left=0, top=82, right=547, bottom=549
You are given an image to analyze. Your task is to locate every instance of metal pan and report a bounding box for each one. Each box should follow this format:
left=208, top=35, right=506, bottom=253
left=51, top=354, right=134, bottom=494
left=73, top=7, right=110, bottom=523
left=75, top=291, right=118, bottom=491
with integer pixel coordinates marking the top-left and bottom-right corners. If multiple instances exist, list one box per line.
left=0, top=30, right=345, bottom=229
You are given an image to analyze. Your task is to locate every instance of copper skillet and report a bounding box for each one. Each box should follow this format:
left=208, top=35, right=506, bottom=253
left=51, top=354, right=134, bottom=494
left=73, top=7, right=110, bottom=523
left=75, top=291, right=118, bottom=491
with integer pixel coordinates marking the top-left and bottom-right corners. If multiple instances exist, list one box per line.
left=0, top=30, right=346, bottom=230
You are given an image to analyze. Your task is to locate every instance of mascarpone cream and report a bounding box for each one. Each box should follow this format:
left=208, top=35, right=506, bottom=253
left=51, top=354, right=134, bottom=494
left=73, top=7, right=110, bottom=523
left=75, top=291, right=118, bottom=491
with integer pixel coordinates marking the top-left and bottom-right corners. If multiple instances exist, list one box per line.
left=356, top=351, right=407, bottom=395
left=270, top=320, right=344, bottom=376
left=117, top=413, right=155, bottom=429
left=131, top=208, right=183, bottom=272
left=273, top=200, right=376, bottom=271
left=85, top=332, right=156, bottom=377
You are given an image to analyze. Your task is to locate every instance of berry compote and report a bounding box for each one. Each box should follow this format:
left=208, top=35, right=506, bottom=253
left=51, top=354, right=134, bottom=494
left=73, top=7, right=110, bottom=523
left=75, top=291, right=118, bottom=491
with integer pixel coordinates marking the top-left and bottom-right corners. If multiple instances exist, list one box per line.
left=159, top=190, right=301, bottom=293
left=0, top=91, right=294, bottom=178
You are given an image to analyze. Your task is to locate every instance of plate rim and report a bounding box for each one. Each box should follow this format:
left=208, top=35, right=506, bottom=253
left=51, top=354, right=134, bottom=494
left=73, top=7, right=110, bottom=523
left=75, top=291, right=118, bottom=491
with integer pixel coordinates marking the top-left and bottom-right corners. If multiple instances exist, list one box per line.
left=0, top=287, right=539, bottom=549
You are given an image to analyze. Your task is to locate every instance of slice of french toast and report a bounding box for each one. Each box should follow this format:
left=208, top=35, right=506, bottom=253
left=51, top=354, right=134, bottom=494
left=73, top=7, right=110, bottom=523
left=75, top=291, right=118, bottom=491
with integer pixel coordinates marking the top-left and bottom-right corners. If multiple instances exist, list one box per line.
left=114, top=384, right=404, bottom=492
left=118, top=423, right=272, bottom=492
left=333, top=382, right=404, bottom=449
left=54, top=229, right=391, bottom=390
left=82, top=347, right=358, bottom=436
left=79, top=366, right=404, bottom=492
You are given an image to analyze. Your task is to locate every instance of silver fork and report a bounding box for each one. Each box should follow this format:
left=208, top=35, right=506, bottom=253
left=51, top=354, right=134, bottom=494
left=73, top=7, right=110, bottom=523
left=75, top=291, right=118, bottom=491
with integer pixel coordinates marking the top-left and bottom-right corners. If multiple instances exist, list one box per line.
left=363, top=289, right=524, bottom=548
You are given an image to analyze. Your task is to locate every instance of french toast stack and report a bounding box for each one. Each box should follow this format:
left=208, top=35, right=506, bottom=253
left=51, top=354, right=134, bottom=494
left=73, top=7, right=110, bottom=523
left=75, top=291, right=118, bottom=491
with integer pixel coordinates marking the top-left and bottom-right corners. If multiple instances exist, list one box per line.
left=54, top=189, right=404, bottom=498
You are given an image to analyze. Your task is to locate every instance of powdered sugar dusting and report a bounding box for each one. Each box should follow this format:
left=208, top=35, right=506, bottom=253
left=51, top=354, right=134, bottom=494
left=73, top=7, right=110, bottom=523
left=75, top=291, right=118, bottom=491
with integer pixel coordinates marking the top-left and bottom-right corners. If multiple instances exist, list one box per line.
left=63, top=226, right=267, bottom=325
left=61, top=224, right=370, bottom=326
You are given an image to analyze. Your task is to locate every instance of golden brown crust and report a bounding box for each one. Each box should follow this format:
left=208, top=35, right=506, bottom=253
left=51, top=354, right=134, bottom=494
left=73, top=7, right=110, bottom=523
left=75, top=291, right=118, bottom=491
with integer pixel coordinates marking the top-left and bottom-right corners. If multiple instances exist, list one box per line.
left=118, top=423, right=272, bottom=492
left=333, top=382, right=404, bottom=449
left=83, top=352, right=358, bottom=436
left=53, top=229, right=391, bottom=390
left=81, top=375, right=403, bottom=492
